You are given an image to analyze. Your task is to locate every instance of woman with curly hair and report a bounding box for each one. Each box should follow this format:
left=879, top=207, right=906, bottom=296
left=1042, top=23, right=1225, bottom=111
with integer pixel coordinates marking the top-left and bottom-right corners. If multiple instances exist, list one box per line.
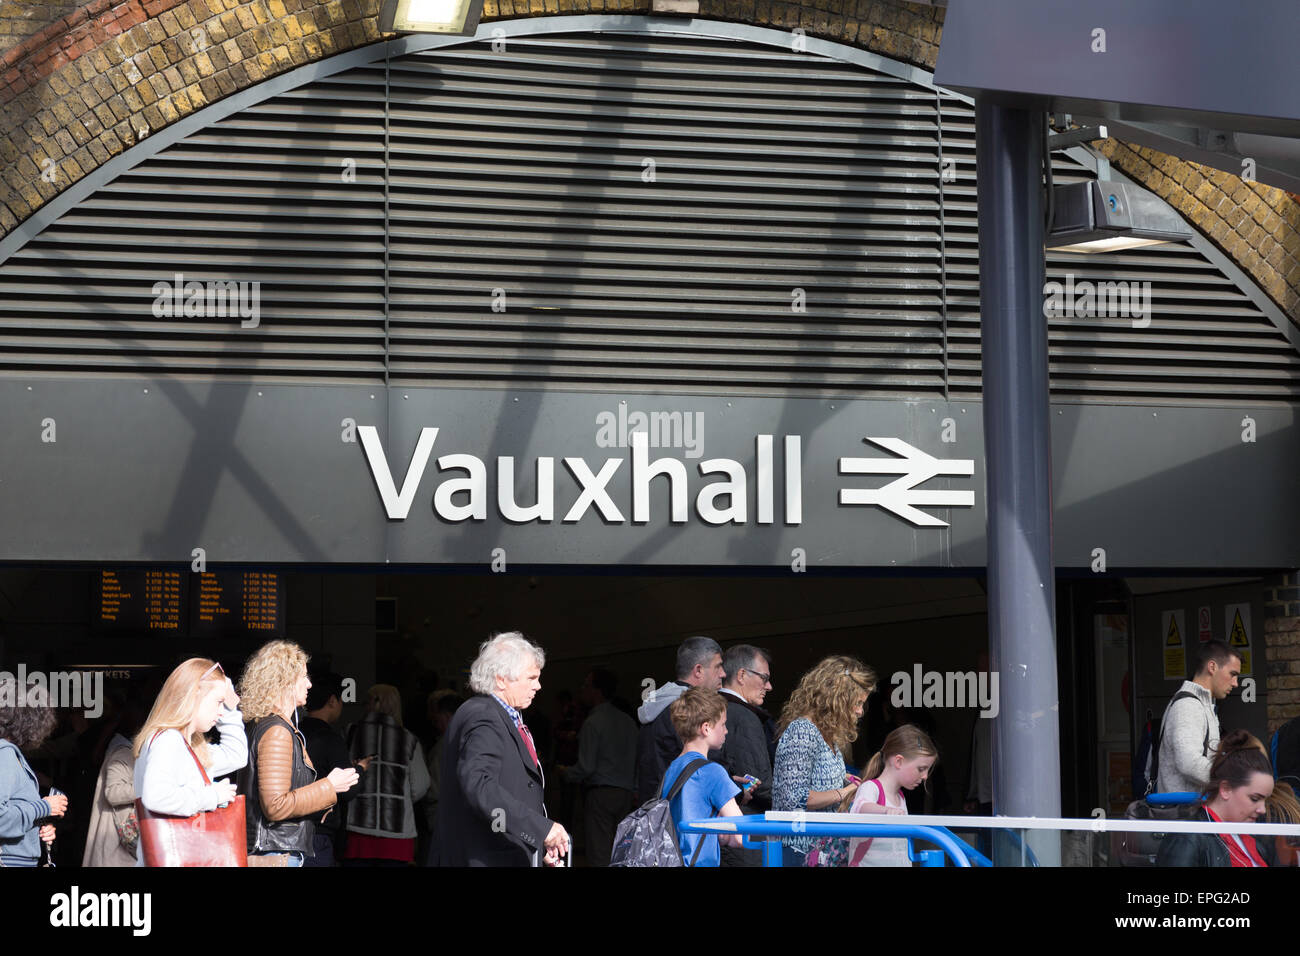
left=0, top=676, right=66, bottom=867
left=238, top=641, right=358, bottom=866
left=771, top=655, right=877, bottom=867
left=133, top=658, right=246, bottom=865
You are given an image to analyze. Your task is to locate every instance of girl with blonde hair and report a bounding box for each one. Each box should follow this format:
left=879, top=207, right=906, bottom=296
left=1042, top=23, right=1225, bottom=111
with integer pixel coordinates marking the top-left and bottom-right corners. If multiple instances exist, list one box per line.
left=771, top=655, right=877, bottom=866
left=847, top=724, right=938, bottom=867
left=238, top=641, right=357, bottom=866
left=132, top=659, right=247, bottom=865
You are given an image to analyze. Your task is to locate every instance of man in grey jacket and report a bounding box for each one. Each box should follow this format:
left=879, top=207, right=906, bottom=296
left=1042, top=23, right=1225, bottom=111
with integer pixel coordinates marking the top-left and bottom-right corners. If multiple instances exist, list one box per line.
left=711, top=644, right=775, bottom=867
left=633, top=637, right=724, bottom=802
left=1153, top=641, right=1241, bottom=795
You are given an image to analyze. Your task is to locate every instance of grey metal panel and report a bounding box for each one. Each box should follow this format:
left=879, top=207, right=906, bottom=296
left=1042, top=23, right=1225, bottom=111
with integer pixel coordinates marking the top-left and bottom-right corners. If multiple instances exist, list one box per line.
left=933, top=0, right=1300, bottom=138
left=0, top=380, right=386, bottom=563
left=0, top=380, right=1296, bottom=569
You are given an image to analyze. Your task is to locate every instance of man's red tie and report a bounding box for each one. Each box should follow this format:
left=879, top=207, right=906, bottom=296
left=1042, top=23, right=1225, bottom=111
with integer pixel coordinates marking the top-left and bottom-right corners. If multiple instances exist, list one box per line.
left=516, top=718, right=540, bottom=767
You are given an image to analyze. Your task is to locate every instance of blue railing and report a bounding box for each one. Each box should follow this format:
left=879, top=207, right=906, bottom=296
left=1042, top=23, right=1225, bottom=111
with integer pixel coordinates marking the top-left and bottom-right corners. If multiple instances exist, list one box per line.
left=1143, top=791, right=1201, bottom=806
left=945, top=823, right=1039, bottom=867
left=676, top=815, right=977, bottom=867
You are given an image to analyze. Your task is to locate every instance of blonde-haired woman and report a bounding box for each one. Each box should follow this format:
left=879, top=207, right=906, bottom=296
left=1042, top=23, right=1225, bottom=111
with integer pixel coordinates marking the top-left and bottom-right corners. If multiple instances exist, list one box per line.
left=132, top=659, right=247, bottom=866
left=238, top=640, right=358, bottom=867
left=771, top=655, right=877, bottom=867
left=342, top=683, right=429, bottom=866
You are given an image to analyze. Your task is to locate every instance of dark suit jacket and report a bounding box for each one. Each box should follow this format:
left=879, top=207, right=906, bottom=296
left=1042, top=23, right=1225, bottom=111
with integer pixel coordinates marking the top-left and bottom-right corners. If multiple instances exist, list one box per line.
left=433, top=694, right=552, bottom=867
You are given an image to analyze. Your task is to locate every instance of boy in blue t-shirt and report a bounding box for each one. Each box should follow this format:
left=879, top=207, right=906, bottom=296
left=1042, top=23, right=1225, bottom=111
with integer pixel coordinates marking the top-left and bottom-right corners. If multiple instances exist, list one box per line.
left=661, top=687, right=743, bottom=867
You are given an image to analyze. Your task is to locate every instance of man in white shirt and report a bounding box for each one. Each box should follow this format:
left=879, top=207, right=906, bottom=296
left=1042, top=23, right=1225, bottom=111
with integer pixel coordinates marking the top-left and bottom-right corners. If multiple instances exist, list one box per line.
left=1153, top=641, right=1240, bottom=795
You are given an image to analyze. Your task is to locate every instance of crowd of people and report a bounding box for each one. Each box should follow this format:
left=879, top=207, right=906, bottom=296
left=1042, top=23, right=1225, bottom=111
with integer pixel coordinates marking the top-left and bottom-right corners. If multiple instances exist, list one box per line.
left=1, top=633, right=1297, bottom=867
left=1148, top=641, right=1300, bottom=867
left=0, top=642, right=455, bottom=868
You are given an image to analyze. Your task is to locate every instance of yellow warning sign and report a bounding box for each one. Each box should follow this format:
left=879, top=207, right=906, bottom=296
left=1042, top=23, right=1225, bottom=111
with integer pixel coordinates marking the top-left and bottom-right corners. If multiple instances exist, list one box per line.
left=1224, top=603, right=1252, bottom=676
left=1229, top=611, right=1248, bottom=646
left=1162, top=610, right=1186, bottom=680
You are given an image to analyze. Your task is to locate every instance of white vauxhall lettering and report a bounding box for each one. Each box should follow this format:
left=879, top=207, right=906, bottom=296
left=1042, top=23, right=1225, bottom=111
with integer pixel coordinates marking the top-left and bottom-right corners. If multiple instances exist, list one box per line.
left=498, top=457, right=554, bottom=522
left=695, top=458, right=746, bottom=524
left=358, top=424, right=966, bottom=529
left=434, top=454, right=487, bottom=521
left=562, top=458, right=624, bottom=522
left=358, top=426, right=439, bottom=519
left=632, top=431, right=689, bottom=523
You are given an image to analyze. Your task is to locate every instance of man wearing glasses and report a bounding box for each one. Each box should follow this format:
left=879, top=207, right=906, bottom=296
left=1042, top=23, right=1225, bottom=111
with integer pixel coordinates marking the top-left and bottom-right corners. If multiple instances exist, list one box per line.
left=710, top=644, right=776, bottom=867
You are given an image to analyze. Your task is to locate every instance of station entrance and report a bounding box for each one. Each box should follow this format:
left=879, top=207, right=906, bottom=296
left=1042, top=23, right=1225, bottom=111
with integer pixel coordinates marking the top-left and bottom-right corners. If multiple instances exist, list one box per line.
left=0, top=563, right=1275, bottom=865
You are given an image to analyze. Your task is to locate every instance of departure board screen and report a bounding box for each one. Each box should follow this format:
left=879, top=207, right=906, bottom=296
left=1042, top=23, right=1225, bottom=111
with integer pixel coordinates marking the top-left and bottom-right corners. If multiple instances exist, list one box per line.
left=191, top=571, right=284, bottom=638
left=142, top=569, right=184, bottom=631
left=93, top=568, right=283, bottom=637
left=96, top=569, right=186, bottom=631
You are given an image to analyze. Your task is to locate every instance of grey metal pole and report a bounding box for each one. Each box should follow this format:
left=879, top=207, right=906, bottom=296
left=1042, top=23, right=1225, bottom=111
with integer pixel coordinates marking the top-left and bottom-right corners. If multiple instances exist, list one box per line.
left=974, top=102, right=1061, bottom=824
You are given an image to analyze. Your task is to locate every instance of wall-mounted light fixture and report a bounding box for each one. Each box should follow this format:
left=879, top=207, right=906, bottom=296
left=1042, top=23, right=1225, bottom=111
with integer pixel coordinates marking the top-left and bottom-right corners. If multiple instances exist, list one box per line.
left=379, top=0, right=485, bottom=36
left=1046, top=181, right=1193, bottom=253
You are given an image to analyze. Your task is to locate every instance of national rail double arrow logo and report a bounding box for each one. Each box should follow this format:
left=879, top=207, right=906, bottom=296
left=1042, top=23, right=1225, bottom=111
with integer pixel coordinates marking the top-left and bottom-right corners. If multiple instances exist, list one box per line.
left=839, top=437, right=975, bottom=528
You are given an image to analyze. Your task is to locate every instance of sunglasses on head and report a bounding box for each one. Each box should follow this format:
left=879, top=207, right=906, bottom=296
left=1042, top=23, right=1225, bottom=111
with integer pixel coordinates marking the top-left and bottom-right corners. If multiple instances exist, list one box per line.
left=200, top=662, right=226, bottom=681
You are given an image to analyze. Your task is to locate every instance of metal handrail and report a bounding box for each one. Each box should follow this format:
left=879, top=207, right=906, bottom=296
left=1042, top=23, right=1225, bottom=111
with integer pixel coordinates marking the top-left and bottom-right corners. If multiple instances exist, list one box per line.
left=1143, top=791, right=1202, bottom=805
left=676, top=815, right=975, bottom=867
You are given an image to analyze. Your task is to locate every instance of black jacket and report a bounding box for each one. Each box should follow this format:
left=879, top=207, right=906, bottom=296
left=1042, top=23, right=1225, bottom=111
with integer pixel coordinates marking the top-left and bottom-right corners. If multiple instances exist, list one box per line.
left=709, top=693, right=774, bottom=812
left=634, top=698, right=682, bottom=804
left=433, top=695, right=552, bottom=867
left=1155, top=808, right=1274, bottom=867
left=240, top=714, right=325, bottom=856
left=300, top=715, right=355, bottom=838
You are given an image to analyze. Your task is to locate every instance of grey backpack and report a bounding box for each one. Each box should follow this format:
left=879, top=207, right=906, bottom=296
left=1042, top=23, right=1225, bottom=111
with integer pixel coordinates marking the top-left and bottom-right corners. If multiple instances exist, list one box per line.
left=609, top=758, right=713, bottom=867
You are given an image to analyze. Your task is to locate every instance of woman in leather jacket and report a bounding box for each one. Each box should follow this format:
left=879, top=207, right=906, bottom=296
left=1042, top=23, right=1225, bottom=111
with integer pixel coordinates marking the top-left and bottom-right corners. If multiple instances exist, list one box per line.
left=1157, top=729, right=1274, bottom=867
left=238, top=641, right=358, bottom=866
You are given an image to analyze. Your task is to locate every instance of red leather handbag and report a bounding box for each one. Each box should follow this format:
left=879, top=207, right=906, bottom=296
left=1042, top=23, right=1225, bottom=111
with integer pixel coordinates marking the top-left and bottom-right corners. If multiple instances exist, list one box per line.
left=136, top=734, right=247, bottom=867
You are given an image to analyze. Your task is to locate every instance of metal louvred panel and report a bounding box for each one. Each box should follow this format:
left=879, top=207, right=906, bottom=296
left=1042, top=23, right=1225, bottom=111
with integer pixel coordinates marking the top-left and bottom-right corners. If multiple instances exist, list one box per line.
left=383, top=36, right=946, bottom=394
left=939, top=95, right=1300, bottom=403
left=0, top=31, right=1295, bottom=403
left=0, top=66, right=390, bottom=384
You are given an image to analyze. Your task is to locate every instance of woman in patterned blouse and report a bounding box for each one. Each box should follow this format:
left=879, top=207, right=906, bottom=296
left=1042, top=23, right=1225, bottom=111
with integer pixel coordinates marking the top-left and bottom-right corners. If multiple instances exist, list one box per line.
left=772, top=656, right=877, bottom=865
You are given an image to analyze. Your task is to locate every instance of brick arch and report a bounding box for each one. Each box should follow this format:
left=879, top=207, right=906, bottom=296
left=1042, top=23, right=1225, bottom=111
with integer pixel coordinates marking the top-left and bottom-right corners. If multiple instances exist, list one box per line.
left=0, top=0, right=1295, bottom=321
left=1096, top=140, right=1300, bottom=320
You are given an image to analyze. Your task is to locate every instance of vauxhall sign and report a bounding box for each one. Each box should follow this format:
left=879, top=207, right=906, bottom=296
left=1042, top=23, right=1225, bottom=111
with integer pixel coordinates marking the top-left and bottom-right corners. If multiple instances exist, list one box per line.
left=358, top=426, right=975, bottom=528
left=345, top=389, right=987, bottom=567
left=1, top=381, right=1295, bottom=568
